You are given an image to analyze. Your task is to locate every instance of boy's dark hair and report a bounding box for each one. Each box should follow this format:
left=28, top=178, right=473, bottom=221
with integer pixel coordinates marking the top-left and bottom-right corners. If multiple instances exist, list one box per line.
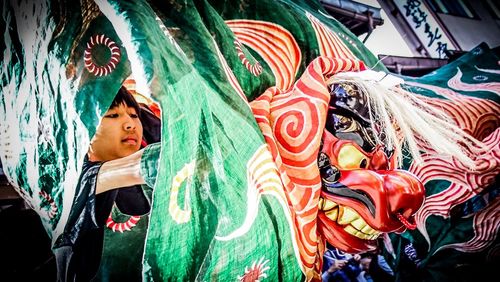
left=110, top=86, right=141, bottom=114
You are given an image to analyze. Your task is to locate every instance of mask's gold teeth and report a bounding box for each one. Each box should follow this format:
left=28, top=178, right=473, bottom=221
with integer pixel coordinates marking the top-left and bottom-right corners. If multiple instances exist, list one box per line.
left=319, top=197, right=382, bottom=240
left=361, top=223, right=378, bottom=235
left=325, top=207, right=339, bottom=221
left=337, top=206, right=359, bottom=225
left=351, top=217, right=366, bottom=230
left=323, top=199, right=338, bottom=211
left=319, top=197, right=338, bottom=211
left=344, top=225, right=371, bottom=240
left=344, top=223, right=381, bottom=240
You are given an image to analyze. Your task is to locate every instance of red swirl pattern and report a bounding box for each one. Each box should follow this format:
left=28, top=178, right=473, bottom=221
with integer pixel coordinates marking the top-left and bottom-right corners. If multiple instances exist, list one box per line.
left=234, top=40, right=263, bottom=76
left=106, top=215, right=141, bottom=233
left=404, top=82, right=500, bottom=252
left=251, top=57, right=365, bottom=276
left=84, top=34, right=121, bottom=76
left=437, top=197, right=500, bottom=253
left=412, top=130, right=500, bottom=248
left=407, top=82, right=500, bottom=141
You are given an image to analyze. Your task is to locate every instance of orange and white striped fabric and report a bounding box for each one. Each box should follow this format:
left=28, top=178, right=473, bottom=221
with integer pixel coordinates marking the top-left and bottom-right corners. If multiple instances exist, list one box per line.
left=306, top=12, right=357, bottom=61
left=226, top=20, right=302, bottom=92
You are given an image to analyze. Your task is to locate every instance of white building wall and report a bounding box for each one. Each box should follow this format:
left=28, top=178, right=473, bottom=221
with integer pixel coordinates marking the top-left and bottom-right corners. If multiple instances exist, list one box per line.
left=436, top=1, right=500, bottom=50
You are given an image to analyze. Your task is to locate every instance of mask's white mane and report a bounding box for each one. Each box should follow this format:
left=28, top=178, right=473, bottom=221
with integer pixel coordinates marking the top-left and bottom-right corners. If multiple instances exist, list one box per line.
left=327, top=71, right=481, bottom=168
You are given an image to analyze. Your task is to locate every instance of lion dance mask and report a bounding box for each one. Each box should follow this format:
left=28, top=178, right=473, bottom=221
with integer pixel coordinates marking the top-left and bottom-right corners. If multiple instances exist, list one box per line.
left=248, top=57, right=458, bottom=279
left=317, top=82, right=424, bottom=253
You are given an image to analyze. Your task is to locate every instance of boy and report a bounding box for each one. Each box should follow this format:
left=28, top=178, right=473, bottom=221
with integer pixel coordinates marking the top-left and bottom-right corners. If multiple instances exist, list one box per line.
left=54, top=87, right=158, bottom=281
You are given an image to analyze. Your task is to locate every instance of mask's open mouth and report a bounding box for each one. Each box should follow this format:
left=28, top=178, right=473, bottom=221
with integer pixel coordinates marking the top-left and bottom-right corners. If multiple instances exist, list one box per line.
left=319, top=196, right=381, bottom=240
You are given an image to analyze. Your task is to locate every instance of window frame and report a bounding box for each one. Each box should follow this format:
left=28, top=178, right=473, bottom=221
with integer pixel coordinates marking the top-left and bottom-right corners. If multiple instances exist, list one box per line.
left=425, top=0, right=480, bottom=19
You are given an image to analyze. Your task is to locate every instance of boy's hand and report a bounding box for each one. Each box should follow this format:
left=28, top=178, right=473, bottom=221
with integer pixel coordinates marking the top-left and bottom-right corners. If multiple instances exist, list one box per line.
left=328, top=259, right=347, bottom=273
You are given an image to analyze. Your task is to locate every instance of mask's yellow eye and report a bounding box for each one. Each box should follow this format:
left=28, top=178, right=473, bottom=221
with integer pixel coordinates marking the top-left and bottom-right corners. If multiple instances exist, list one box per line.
left=337, top=144, right=367, bottom=169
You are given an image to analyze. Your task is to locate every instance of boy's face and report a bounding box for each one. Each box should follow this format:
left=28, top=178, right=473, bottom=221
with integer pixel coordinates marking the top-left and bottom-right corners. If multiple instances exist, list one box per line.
left=89, top=103, right=143, bottom=162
